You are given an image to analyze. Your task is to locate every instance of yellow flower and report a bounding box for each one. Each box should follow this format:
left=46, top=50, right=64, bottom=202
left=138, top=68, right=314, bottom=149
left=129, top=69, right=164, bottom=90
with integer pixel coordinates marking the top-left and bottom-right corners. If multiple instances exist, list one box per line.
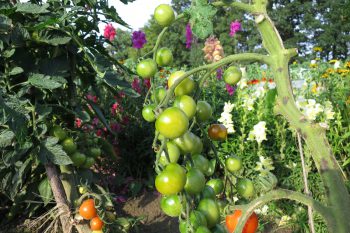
left=315, top=57, right=321, bottom=61
left=292, top=61, right=298, bottom=65
left=346, top=96, right=350, bottom=105
left=326, top=68, right=335, bottom=74
left=345, top=61, right=350, bottom=68
left=329, top=59, right=338, bottom=64
left=313, top=47, right=323, bottom=52
left=309, top=63, right=318, bottom=68
left=321, top=73, right=329, bottom=78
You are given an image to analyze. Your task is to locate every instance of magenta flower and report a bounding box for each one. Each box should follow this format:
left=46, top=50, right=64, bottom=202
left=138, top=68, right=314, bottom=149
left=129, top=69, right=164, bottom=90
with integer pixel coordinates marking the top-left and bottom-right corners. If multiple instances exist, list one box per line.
left=216, top=68, right=223, bottom=80
left=185, top=23, right=193, bottom=49
left=131, top=78, right=141, bottom=94
left=132, top=31, right=147, bottom=49
left=104, top=24, right=116, bottom=41
left=144, top=78, right=151, bottom=89
left=226, top=84, right=236, bottom=96
left=229, top=20, right=241, bottom=37
left=75, top=118, right=82, bottom=128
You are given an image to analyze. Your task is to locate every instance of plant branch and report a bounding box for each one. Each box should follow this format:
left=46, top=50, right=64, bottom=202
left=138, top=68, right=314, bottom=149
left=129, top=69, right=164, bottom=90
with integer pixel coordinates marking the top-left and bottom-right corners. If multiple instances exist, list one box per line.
left=231, top=189, right=331, bottom=233
left=212, top=1, right=258, bottom=13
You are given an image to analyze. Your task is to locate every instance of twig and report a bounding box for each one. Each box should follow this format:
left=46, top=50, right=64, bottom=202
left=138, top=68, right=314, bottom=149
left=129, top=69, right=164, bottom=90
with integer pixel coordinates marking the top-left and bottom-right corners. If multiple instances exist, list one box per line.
left=297, top=132, right=316, bottom=233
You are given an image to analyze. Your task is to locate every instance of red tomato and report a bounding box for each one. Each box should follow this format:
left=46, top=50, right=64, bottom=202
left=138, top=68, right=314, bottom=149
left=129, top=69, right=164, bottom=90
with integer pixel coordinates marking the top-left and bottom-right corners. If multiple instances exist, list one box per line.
left=90, top=216, right=104, bottom=231
left=226, top=210, right=258, bottom=233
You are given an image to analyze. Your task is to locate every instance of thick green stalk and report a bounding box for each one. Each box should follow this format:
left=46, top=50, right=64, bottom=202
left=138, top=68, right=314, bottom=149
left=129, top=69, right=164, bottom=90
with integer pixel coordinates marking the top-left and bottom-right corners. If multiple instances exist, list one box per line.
left=227, top=0, right=350, bottom=232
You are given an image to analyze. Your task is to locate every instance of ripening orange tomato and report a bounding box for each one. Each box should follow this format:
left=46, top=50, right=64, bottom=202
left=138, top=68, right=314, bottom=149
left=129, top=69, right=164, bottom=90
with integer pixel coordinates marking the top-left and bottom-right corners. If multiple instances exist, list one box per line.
left=90, top=216, right=104, bottom=231
left=208, top=124, right=227, bottom=141
left=79, top=199, right=97, bottom=220
left=226, top=210, right=258, bottom=233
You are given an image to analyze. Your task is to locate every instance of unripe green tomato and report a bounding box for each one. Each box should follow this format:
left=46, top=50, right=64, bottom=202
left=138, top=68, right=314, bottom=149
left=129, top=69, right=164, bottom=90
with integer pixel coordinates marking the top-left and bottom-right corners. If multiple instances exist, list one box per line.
left=237, top=178, right=255, bottom=199
left=196, top=101, right=212, bottom=122
left=159, top=141, right=181, bottom=166
left=225, top=156, right=243, bottom=173
left=179, top=220, right=188, bottom=233
left=155, top=163, right=186, bottom=195
left=82, top=157, right=95, bottom=169
left=154, top=4, right=175, bottom=27
left=198, top=198, right=220, bottom=228
left=173, top=131, right=197, bottom=154
left=223, top=66, right=242, bottom=85
left=142, top=104, right=156, bottom=122
left=136, top=58, right=157, bottom=78
left=88, top=147, right=102, bottom=159
left=50, top=125, right=67, bottom=141
left=201, top=185, right=216, bottom=199
left=160, top=194, right=182, bottom=217
left=71, top=152, right=87, bottom=167
left=155, top=107, right=189, bottom=139
left=192, top=154, right=209, bottom=174
left=184, top=168, right=206, bottom=195
left=195, top=226, right=211, bottom=233
left=205, top=159, right=216, bottom=177
left=156, top=47, right=173, bottom=66
left=211, top=224, right=228, bottom=233
left=62, top=137, right=77, bottom=155
left=173, top=95, right=197, bottom=119
left=190, top=210, right=208, bottom=229
left=168, top=71, right=195, bottom=96
left=151, top=87, right=167, bottom=103
left=206, top=179, right=224, bottom=195
left=192, top=136, right=203, bottom=155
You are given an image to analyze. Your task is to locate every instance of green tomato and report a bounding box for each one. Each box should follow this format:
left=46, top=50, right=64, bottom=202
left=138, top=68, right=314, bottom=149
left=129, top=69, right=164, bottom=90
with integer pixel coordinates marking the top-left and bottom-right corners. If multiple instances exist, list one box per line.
left=156, top=47, right=173, bottom=66
left=225, top=156, right=243, bottom=173
left=195, top=226, right=211, bottom=233
left=88, top=147, right=101, bottom=159
left=71, top=152, right=87, bottom=167
left=217, top=199, right=228, bottom=213
left=190, top=210, right=208, bottom=229
left=192, top=154, right=209, bottom=174
left=179, top=220, right=189, bottom=233
left=184, top=168, right=206, bottom=195
left=173, top=95, right=197, bottom=119
left=136, top=58, right=157, bottom=78
left=223, top=66, right=242, bottom=85
left=211, top=224, right=228, bottom=233
left=156, top=107, right=189, bottom=139
left=155, top=163, right=186, bottom=195
left=82, top=157, right=95, bottom=169
left=198, top=198, right=220, bottom=228
left=50, top=125, right=67, bottom=141
left=196, top=101, right=212, bottom=122
left=62, top=137, right=77, bottom=155
left=192, top=136, right=203, bottom=155
left=173, top=131, right=197, bottom=154
left=154, top=4, right=175, bottom=27
left=151, top=87, right=167, bottom=103
left=206, top=179, right=224, bottom=195
left=168, top=71, right=195, bottom=96
left=237, top=178, right=255, bottom=199
left=159, top=141, right=181, bottom=166
left=201, top=185, right=216, bottom=199
left=142, top=104, right=156, bottom=122
left=160, top=194, right=182, bottom=217
left=205, top=159, right=216, bottom=177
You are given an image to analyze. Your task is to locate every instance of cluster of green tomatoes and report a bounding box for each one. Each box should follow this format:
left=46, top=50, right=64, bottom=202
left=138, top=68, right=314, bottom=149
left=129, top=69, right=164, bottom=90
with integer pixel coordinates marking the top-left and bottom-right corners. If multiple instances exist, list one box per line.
left=51, top=125, right=102, bottom=168
left=136, top=4, right=258, bottom=233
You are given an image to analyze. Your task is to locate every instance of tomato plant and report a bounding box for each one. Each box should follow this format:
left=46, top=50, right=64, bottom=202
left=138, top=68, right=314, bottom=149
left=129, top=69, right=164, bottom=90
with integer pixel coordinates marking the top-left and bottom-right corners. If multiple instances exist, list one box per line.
left=152, top=87, right=167, bottom=103
left=71, top=152, right=87, bottom=167
left=208, top=124, right=228, bottom=141
left=159, top=141, right=181, bottom=166
left=79, top=199, right=97, bottom=220
left=168, top=71, right=196, bottom=96
left=50, top=126, right=67, bottom=142
left=156, top=47, right=173, bottom=66
left=90, top=216, right=104, bottom=231
left=136, top=58, right=158, bottom=78
left=190, top=210, right=208, bottom=229
left=155, top=107, right=189, bottom=139
left=160, top=194, right=182, bottom=217
left=154, top=4, right=175, bottom=27
left=155, top=163, right=186, bottom=195
left=226, top=210, right=258, bottom=233
left=62, top=137, right=77, bottom=155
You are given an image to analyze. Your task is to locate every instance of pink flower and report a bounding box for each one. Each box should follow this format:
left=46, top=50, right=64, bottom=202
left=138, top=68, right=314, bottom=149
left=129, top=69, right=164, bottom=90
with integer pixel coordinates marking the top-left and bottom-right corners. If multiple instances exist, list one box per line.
left=96, top=129, right=103, bottom=137
left=185, top=23, right=193, bottom=49
left=226, top=83, right=235, bottom=96
left=131, top=78, right=141, bottom=94
left=230, top=20, right=241, bottom=37
left=92, top=117, right=99, bottom=126
left=75, top=118, right=82, bottom=128
left=144, top=78, right=151, bottom=89
left=86, top=94, right=98, bottom=103
left=216, top=68, right=223, bottom=80
left=111, top=122, right=122, bottom=133
left=104, top=24, right=116, bottom=41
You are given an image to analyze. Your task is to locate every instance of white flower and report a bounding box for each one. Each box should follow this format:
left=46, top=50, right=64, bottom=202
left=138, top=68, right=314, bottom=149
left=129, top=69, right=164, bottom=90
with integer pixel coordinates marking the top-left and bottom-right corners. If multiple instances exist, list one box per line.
left=311, top=60, right=317, bottom=65
left=278, top=215, right=292, bottom=226
left=324, top=101, right=335, bottom=120
left=255, top=205, right=269, bottom=215
left=334, top=60, right=341, bottom=69
left=254, top=156, right=275, bottom=173
left=242, top=96, right=255, bottom=111
left=248, top=121, right=267, bottom=144
left=268, top=81, right=276, bottom=89
left=253, top=86, right=266, bottom=98
left=319, top=122, right=329, bottom=129
left=218, top=101, right=235, bottom=133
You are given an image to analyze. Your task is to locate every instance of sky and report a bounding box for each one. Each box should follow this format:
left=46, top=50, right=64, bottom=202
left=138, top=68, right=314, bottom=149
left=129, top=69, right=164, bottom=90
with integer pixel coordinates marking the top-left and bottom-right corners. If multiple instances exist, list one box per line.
left=109, top=0, right=172, bottom=30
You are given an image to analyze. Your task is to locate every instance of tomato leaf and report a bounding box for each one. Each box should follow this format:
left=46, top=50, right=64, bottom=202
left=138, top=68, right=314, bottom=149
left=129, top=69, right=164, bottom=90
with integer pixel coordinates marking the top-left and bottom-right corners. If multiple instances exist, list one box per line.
left=188, top=0, right=217, bottom=39
left=38, top=178, right=53, bottom=206
left=0, top=129, right=15, bottom=148
left=38, top=137, right=73, bottom=165
left=15, top=3, right=49, bottom=14
left=28, top=73, right=67, bottom=90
